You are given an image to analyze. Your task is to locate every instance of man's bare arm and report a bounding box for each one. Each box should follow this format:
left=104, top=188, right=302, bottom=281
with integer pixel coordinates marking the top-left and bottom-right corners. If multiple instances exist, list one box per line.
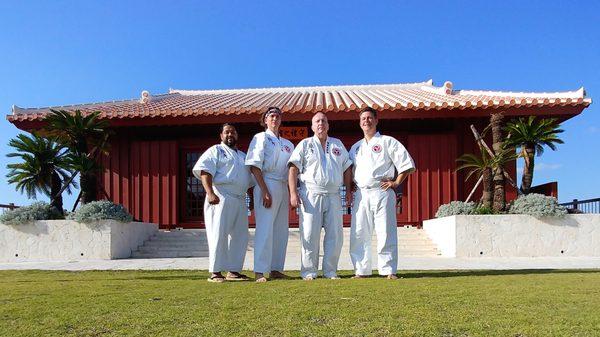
left=288, top=165, right=301, bottom=208
left=250, top=166, right=272, bottom=208
left=200, top=172, right=220, bottom=204
left=343, top=167, right=353, bottom=206
left=380, top=168, right=415, bottom=191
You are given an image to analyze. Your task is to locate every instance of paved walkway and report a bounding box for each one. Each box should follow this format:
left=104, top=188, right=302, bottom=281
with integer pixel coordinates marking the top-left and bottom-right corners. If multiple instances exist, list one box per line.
left=1, top=255, right=600, bottom=272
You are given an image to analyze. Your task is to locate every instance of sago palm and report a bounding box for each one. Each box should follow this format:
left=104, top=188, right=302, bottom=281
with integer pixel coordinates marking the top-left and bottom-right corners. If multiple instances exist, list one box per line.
left=457, top=146, right=517, bottom=210
left=504, top=116, right=564, bottom=194
left=6, top=133, right=75, bottom=214
left=44, top=109, right=111, bottom=204
left=457, top=148, right=494, bottom=209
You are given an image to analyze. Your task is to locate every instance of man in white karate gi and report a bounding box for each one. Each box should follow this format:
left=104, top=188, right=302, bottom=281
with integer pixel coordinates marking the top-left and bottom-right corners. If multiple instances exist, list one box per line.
left=349, top=108, right=415, bottom=279
left=288, top=112, right=352, bottom=280
left=193, top=123, right=253, bottom=283
left=245, top=107, right=294, bottom=282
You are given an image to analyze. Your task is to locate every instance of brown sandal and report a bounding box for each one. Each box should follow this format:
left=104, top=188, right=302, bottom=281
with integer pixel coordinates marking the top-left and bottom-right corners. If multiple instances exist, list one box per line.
left=226, top=272, right=250, bottom=281
left=207, top=275, right=226, bottom=283
left=269, top=271, right=290, bottom=279
left=255, top=272, right=268, bottom=282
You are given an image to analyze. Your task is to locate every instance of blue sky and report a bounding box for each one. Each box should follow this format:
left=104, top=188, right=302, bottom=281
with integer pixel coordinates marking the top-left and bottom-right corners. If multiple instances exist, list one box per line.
left=1, top=0, right=598, bottom=208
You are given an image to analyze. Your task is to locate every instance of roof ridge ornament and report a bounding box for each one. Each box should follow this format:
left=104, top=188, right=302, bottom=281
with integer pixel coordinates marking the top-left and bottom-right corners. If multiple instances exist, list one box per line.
left=11, top=104, right=22, bottom=115
left=140, top=90, right=152, bottom=103
left=443, top=81, right=453, bottom=94
left=420, top=80, right=453, bottom=95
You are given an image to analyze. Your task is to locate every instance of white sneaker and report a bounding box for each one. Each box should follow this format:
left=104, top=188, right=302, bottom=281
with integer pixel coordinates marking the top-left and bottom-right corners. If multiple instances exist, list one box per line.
left=303, top=276, right=315, bottom=281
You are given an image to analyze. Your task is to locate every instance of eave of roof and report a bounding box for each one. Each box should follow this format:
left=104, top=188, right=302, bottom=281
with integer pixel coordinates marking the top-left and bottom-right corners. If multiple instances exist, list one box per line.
left=7, top=80, right=592, bottom=123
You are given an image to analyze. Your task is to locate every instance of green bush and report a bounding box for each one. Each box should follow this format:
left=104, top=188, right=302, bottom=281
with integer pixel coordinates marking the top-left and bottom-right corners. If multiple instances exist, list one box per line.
left=508, top=193, right=567, bottom=217
left=435, top=201, right=477, bottom=218
left=68, top=200, right=133, bottom=223
left=473, top=205, right=495, bottom=215
left=0, top=202, right=63, bottom=225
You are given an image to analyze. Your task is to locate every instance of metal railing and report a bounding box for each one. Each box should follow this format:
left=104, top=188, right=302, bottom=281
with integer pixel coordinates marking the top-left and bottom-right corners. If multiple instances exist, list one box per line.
left=0, top=203, right=19, bottom=214
left=560, top=198, right=600, bottom=213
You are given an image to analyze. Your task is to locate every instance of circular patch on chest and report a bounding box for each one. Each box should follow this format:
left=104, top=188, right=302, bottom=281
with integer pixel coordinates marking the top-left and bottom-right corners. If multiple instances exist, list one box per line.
left=332, top=148, right=341, bottom=156
left=283, top=145, right=291, bottom=153
left=372, top=144, right=382, bottom=153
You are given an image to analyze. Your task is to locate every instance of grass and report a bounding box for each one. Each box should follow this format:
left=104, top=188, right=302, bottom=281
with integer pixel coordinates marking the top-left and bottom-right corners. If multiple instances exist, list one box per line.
left=1, top=269, right=600, bottom=337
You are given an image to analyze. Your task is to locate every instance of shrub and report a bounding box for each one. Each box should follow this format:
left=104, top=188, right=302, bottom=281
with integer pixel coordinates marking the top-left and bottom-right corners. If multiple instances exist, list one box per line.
left=508, top=193, right=567, bottom=217
left=435, top=201, right=477, bottom=218
left=68, top=200, right=133, bottom=223
left=0, top=202, right=63, bottom=225
left=473, top=205, right=495, bottom=215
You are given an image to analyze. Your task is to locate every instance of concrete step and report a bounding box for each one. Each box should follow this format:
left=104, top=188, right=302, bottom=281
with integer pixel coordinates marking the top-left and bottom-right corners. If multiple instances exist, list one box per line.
left=141, top=244, right=207, bottom=251
left=131, top=251, right=209, bottom=258
left=137, top=246, right=210, bottom=253
left=132, top=228, right=442, bottom=259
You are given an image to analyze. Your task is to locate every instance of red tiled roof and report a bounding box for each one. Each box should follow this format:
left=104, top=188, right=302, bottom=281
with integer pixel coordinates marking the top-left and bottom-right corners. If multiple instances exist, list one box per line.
left=7, top=80, right=592, bottom=122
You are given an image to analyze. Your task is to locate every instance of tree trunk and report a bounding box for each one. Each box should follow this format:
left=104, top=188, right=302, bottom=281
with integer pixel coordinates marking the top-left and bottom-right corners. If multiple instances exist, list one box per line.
left=482, top=167, right=493, bottom=209
left=490, top=112, right=506, bottom=212
left=521, top=145, right=535, bottom=194
left=80, top=172, right=98, bottom=204
left=50, top=171, right=64, bottom=216
left=493, top=166, right=506, bottom=212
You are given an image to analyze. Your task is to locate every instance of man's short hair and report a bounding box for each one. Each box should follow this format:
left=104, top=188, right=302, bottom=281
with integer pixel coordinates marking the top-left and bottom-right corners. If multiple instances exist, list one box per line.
left=359, top=107, right=377, bottom=119
left=221, top=123, right=236, bottom=133
left=260, top=107, right=282, bottom=128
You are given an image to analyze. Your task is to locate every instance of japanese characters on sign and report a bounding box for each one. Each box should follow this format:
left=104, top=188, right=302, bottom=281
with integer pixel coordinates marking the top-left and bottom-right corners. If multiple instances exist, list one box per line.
left=280, top=127, right=308, bottom=140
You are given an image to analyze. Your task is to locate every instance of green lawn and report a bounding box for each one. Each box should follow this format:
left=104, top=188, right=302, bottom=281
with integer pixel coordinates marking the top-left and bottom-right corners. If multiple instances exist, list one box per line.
left=1, top=270, right=599, bottom=337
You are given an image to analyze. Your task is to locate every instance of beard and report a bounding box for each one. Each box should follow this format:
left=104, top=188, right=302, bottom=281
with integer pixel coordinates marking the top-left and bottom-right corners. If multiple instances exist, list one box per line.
left=223, top=137, right=237, bottom=148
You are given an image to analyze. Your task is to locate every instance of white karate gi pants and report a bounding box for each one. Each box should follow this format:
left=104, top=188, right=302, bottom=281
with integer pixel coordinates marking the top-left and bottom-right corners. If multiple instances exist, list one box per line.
left=350, top=188, right=398, bottom=276
left=204, top=189, right=249, bottom=273
left=253, top=179, right=289, bottom=274
left=299, top=190, right=343, bottom=279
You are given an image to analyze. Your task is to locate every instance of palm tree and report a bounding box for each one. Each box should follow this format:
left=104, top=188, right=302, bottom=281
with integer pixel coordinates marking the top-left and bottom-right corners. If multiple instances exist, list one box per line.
left=44, top=109, right=111, bottom=204
left=457, top=148, right=493, bottom=209
left=457, top=145, right=517, bottom=211
left=504, top=116, right=564, bottom=194
left=6, top=133, right=75, bottom=215
left=490, top=112, right=507, bottom=212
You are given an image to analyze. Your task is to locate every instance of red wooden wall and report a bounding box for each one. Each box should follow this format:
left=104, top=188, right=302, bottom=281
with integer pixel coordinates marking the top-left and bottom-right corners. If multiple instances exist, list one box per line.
left=100, top=137, right=178, bottom=227
left=404, top=133, right=458, bottom=222
left=98, top=119, right=521, bottom=228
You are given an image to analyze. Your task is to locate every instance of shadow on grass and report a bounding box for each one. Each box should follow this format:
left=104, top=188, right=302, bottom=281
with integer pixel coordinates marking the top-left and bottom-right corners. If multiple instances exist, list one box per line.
left=3, top=269, right=599, bottom=283
left=397, top=269, right=600, bottom=279
left=126, top=269, right=600, bottom=281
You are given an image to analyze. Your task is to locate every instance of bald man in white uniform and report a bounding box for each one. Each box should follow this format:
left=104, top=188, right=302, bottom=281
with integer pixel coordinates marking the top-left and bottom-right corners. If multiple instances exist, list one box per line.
left=193, top=124, right=253, bottom=283
left=349, top=108, right=415, bottom=279
left=289, top=112, right=352, bottom=280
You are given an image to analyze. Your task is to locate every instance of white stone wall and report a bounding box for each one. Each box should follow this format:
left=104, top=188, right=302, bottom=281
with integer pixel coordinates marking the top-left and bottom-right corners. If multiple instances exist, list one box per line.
left=0, top=220, right=157, bottom=262
left=424, top=214, right=600, bottom=257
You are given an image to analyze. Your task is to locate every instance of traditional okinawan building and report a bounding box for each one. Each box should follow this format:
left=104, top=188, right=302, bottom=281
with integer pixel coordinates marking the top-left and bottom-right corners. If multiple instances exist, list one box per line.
left=7, top=80, right=591, bottom=229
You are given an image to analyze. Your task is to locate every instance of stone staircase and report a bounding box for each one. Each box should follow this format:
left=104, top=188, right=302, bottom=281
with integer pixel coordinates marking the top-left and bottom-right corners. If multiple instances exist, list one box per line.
left=132, top=226, right=441, bottom=259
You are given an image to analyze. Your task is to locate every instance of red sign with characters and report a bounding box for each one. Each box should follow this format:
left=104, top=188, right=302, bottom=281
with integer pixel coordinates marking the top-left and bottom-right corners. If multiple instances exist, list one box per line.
left=280, top=127, right=308, bottom=140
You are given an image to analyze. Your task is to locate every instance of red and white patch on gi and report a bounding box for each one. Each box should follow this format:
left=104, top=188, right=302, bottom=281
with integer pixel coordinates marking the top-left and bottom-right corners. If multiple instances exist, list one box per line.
left=283, top=145, right=292, bottom=153
left=332, top=147, right=341, bottom=156
left=372, top=144, right=382, bottom=153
